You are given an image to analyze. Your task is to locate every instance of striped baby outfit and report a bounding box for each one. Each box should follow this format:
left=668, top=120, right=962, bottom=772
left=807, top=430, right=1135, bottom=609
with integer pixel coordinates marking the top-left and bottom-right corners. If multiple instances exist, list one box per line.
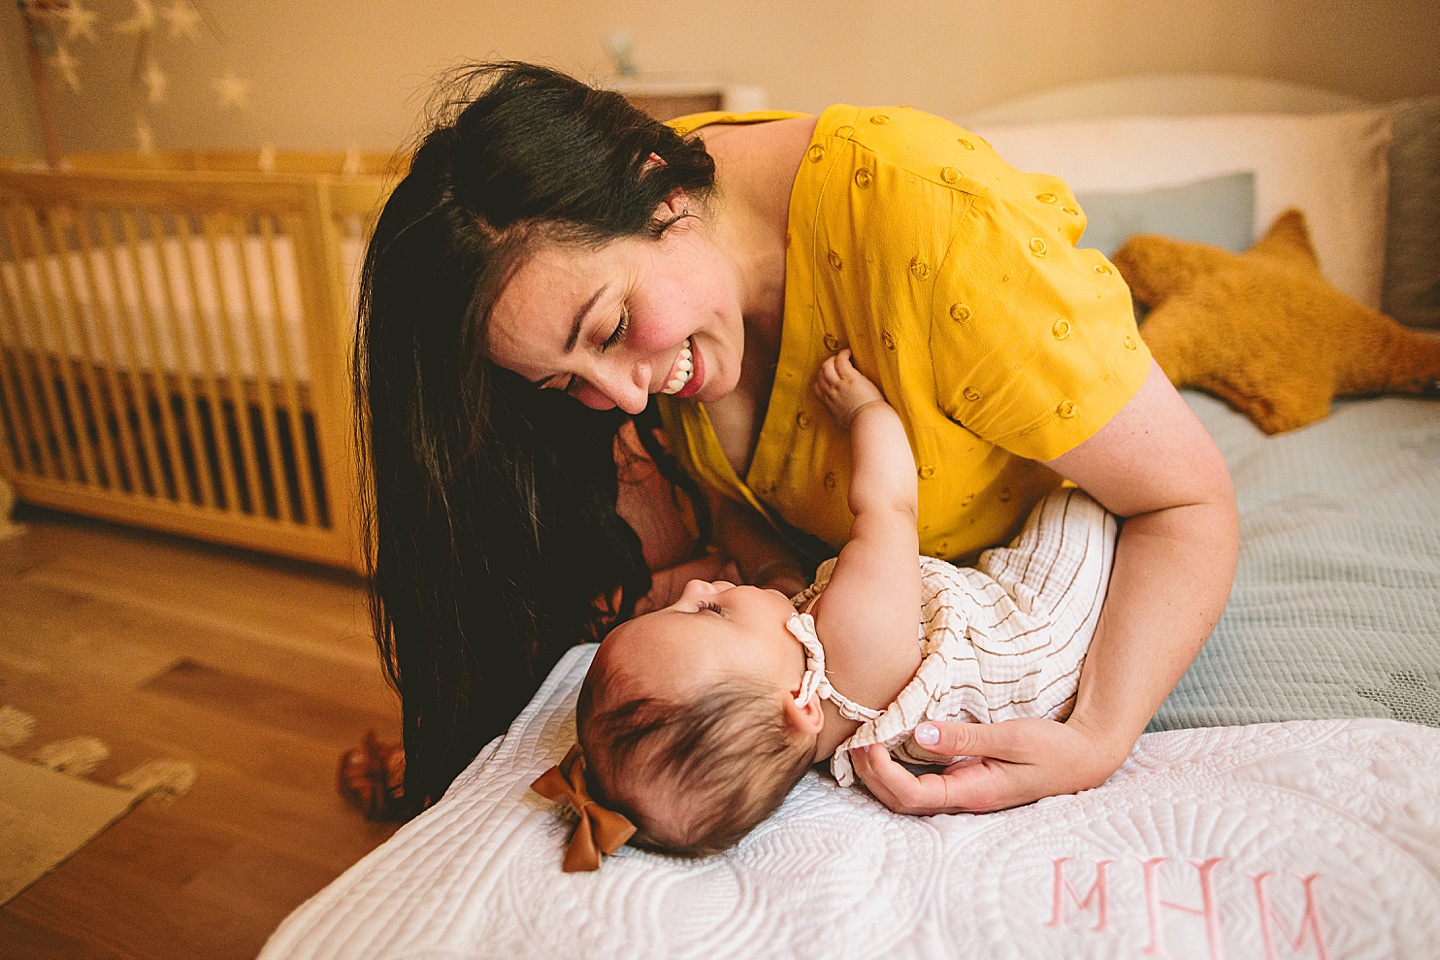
left=795, top=487, right=1117, bottom=787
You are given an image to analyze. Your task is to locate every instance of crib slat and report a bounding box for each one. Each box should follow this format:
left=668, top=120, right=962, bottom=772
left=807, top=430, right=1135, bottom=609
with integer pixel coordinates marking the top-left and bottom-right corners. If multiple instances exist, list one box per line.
left=0, top=357, right=26, bottom=475
left=20, top=206, right=104, bottom=487
left=262, top=214, right=319, bottom=526
left=146, top=210, right=216, bottom=509
left=0, top=219, right=46, bottom=476
left=229, top=213, right=291, bottom=522
left=0, top=354, right=24, bottom=475
left=0, top=272, right=36, bottom=475
left=175, top=212, right=242, bottom=514
left=44, top=208, right=125, bottom=492
left=118, top=209, right=194, bottom=505
left=69, top=208, right=146, bottom=495
left=1, top=205, right=79, bottom=482
left=96, top=209, right=167, bottom=499
left=212, top=212, right=267, bottom=520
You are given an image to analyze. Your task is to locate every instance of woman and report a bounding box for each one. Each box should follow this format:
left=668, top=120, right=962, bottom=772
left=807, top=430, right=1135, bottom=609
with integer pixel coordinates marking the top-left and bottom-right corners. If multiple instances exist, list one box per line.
left=357, top=61, right=1238, bottom=817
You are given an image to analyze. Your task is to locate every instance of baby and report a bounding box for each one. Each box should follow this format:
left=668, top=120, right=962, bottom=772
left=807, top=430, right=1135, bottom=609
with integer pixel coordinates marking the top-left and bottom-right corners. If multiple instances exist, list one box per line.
left=535, top=351, right=1116, bottom=866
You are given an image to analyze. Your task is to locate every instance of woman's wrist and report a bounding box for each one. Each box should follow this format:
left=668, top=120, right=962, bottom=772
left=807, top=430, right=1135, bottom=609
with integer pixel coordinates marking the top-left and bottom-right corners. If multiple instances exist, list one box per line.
left=1063, top=706, right=1142, bottom=776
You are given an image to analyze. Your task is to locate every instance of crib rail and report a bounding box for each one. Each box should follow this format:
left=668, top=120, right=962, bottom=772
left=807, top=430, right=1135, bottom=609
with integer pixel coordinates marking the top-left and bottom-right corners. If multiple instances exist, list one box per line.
left=0, top=164, right=388, bottom=569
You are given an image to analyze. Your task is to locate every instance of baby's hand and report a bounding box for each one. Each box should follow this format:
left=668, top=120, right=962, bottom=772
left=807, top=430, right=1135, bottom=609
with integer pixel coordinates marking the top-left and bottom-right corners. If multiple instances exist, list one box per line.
left=814, top=350, right=887, bottom=428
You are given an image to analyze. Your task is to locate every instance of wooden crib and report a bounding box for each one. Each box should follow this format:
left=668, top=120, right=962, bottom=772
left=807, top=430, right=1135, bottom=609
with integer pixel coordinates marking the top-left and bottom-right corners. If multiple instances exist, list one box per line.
left=0, top=151, right=394, bottom=570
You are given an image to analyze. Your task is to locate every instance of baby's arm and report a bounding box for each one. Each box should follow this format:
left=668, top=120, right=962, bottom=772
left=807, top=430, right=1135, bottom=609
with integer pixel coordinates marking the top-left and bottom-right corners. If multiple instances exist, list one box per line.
left=809, top=351, right=922, bottom=709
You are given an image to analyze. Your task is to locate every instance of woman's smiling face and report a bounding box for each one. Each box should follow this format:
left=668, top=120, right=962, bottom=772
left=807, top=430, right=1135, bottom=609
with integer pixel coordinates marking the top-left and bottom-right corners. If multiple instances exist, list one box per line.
left=486, top=203, right=746, bottom=414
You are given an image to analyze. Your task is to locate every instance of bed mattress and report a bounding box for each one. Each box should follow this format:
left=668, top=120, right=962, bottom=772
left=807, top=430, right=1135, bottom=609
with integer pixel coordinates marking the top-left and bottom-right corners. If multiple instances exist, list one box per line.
left=262, top=640, right=1440, bottom=960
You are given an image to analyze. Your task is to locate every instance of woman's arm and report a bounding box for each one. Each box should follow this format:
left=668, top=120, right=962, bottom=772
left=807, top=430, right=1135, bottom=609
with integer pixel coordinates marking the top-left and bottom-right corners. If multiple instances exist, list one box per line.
left=850, top=363, right=1238, bottom=813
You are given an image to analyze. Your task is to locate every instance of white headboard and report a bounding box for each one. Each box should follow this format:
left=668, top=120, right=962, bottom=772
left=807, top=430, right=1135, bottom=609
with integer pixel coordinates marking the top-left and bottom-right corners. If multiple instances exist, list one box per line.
left=964, top=73, right=1370, bottom=125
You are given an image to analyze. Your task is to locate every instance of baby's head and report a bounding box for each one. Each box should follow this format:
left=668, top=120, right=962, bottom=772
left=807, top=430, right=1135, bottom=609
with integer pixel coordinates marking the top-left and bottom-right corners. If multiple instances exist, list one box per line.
left=575, top=578, right=823, bottom=857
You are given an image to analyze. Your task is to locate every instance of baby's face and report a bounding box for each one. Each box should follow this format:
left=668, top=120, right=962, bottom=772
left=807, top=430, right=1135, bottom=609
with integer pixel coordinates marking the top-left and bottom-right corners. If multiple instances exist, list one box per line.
left=596, top=579, right=805, bottom=700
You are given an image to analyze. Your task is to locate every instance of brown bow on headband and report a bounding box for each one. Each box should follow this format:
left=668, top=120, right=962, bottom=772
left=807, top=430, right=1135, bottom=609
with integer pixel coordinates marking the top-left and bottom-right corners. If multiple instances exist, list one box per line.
left=531, top=744, right=636, bottom=872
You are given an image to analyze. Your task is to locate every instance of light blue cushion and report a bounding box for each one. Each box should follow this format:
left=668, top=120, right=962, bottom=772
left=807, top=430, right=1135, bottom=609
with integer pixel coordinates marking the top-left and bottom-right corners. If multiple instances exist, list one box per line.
left=1074, top=171, right=1256, bottom=258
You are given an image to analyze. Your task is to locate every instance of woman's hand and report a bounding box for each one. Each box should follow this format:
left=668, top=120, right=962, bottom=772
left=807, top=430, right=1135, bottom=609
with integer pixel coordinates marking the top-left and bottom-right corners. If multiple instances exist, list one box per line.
left=848, top=714, right=1130, bottom=814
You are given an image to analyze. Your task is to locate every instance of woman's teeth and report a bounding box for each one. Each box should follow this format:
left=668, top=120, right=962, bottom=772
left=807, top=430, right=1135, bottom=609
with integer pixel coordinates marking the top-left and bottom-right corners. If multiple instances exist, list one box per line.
left=660, top=339, right=694, bottom=395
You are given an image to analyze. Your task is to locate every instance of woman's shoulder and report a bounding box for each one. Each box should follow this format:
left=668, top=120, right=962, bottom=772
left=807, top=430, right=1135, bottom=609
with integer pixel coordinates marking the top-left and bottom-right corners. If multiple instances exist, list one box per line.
left=815, top=105, right=1022, bottom=199
left=666, top=109, right=809, bottom=137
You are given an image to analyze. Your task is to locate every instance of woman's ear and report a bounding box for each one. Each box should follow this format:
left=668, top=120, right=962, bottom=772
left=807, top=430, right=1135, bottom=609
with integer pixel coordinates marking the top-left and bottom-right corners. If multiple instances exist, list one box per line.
left=782, top=692, right=825, bottom=737
left=641, top=154, right=688, bottom=219
left=649, top=187, right=689, bottom=224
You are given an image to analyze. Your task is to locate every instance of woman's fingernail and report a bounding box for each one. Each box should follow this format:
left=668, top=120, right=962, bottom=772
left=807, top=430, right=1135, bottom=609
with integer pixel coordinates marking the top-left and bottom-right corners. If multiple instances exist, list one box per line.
left=915, top=724, right=939, bottom=746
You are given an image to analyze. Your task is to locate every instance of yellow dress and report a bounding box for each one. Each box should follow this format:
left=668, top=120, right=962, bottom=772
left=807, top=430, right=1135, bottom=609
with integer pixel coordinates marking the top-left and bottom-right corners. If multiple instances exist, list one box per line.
left=658, top=105, right=1152, bottom=561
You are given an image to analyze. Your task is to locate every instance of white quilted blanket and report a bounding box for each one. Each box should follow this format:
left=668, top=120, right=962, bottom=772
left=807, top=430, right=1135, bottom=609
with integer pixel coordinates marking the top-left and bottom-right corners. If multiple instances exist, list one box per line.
left=263, top=644, right=1440, bottom=960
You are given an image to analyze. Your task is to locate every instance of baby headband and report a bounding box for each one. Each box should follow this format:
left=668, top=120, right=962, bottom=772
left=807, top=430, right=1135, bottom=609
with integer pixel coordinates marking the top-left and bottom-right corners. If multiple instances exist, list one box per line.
left=531, top=744, right=637, bottom=872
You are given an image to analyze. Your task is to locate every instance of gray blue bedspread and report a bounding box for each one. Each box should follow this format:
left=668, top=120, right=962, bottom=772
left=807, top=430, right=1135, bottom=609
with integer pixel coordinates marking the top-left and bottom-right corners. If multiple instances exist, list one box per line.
left=1150, top=393, right=1440, bottom=730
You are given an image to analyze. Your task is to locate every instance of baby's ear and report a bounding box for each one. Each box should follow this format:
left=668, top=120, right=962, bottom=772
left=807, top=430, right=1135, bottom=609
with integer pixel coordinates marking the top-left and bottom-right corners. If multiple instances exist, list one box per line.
left=783, top=692, right=825, bottom=737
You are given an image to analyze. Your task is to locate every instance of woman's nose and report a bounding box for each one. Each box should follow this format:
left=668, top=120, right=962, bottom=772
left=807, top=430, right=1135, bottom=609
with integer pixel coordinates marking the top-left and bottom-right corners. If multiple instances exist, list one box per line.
left=590, top=355, right=653, bottom=411
left=578, top=358, right=650, bottom=414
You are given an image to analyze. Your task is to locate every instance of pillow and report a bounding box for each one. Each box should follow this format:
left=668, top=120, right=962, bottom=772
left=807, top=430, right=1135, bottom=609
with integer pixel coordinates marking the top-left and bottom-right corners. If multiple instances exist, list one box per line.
left=970, top=109, right=1394, bottom=308
left=1113, top=209, right=1440, bottom=435
left=1383, top=95, right=1440, bottom=329
left=1072, top=171, right=1255, bottom=258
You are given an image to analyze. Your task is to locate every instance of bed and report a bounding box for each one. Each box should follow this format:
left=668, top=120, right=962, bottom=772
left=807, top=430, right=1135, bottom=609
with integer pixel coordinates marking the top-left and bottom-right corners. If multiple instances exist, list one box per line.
left=260, top=76, right=1440, bottom=958
left=0, top=150, right=392, bottom=569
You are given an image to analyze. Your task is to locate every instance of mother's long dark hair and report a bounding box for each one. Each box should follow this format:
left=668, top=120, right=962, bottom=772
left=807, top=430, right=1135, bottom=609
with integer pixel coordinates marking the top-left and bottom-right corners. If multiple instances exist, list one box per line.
left=356, top=62, right=715, bottom=813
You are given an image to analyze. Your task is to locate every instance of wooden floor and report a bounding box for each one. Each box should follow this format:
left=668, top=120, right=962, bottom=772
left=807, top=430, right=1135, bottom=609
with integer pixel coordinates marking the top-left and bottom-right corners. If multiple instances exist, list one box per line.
left=0, top=506, right=402, bottom=960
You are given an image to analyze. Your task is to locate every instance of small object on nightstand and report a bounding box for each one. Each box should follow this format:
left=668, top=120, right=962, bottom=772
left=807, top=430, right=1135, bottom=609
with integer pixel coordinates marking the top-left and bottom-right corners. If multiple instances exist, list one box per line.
left=603, top=29, right=638, bottom=78
left=606, top=78, right=767, bottom=122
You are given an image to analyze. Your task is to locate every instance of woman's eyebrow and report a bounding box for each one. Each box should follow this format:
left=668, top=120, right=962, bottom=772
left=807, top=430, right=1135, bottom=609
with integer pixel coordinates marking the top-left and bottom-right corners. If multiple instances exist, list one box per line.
left=527, top=284, right=610, bottom=387
left=564, top=284, right=610, bottom=351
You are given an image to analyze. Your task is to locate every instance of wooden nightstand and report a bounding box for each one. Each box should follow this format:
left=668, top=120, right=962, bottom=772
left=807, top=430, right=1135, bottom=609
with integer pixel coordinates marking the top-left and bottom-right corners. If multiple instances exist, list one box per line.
left=605, top=80, right=767, bottom=121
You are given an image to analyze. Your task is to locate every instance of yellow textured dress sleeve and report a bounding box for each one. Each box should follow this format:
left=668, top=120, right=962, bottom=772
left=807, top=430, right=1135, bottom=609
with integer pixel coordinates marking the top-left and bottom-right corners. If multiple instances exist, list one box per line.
left=929, top=153, right=1152, bottom=462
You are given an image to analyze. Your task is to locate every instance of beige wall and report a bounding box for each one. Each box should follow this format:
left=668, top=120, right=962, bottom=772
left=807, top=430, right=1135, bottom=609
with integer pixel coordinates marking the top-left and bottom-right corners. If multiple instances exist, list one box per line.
left=3, top=0, right=1438, bottom=158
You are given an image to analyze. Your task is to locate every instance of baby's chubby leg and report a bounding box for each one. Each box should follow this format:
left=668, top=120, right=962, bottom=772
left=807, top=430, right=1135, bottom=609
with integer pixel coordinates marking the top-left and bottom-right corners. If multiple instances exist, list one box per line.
left=814, top=349, right=886, bottom=427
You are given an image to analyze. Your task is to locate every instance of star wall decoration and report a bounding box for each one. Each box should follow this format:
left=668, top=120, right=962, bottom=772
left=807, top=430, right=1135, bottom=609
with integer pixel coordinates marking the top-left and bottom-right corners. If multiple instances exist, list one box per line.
left=141, top=57, right=168, bottom=103
left=135, top=116, right=154, bottom=154
left=161, top=0, right=201, bottom=40
left=58, top=1, right=101, bottom=43
left=22, top=0, right=243, bottom=157
left=212, top=69, right=250, bottom=110
left=51, top=45, right=83, bottom=93
left=113, top=0, right=157, bottom=35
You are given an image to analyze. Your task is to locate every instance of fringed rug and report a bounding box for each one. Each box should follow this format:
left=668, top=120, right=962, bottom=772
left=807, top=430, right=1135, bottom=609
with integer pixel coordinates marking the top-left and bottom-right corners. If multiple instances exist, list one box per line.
left=0, top=705, right=195, bottom=905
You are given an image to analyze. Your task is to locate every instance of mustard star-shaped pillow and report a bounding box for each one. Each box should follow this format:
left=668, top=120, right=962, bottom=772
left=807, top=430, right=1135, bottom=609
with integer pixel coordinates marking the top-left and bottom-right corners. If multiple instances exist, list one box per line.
left=1112, top=209, right=1440, bottom=434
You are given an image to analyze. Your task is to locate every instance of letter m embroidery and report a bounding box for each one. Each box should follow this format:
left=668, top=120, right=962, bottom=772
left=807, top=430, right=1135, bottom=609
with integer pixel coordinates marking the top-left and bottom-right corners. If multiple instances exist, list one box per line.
left=1251, top=872, right=1330, bottom=960
left=1047, top=857, right=1113, bottom=932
